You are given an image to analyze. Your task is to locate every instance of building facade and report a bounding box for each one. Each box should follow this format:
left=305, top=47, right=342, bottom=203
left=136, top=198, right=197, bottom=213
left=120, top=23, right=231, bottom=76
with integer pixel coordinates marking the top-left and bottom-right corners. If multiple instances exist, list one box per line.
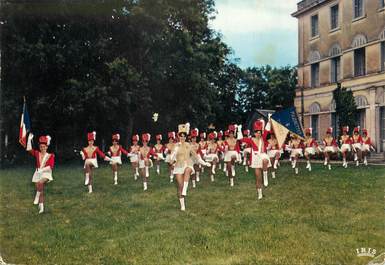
left=292, top=0, right=385, bottom=152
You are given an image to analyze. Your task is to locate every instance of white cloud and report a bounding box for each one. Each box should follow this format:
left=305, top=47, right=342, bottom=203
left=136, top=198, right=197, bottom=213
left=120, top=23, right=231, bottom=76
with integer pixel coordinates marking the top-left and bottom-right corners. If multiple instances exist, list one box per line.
left=211, top=0, right=298, bottom=34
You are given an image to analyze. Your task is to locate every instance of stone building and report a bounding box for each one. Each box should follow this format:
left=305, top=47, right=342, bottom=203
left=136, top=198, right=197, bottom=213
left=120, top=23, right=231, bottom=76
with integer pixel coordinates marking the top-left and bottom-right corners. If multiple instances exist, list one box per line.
left=292, top=0, right=385, bottom=152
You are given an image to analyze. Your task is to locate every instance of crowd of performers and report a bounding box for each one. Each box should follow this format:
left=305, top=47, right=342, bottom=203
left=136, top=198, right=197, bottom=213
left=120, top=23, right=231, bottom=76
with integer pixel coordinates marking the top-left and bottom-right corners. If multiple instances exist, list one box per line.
left=25, top=118, right=376, bottom=213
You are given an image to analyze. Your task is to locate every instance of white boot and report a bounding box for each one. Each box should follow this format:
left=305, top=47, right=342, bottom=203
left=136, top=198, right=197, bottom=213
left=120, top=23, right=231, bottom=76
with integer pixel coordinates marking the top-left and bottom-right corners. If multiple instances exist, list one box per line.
left=211, top=175, right=215, bottom=182
left=192, top=180, right=196, bottom=188
left=223, top=164, right=226, bottom=172
left=114, top=172, right=118, bottom=185
left=85, top=173, right=90, bottom=186
left=231, top=165, right=235, bottom=177
left=263, top=171, right=268, bottom=187
left=272, top=172, right=276, bottom=179
left=218, top=163, right=222, bottom=170
left=308, top=164, right=312, bottom=172
left=257, top=188, right=263, bottom=200
left=306, top=161, right=310, bottom=169
left=328, top=164, right=332, bottom=170
left=145, top=166, right=149, bottom=178
left=201, top=167, right=205, bottom=173
left=143, top=182, right=148, bottom=191
left=211, top=164, right=216, bottom=175
left=33, top=192, right=40, bottom=205
left=292, top=159, right=296, bottom=169
left=295, top=168, right=299, bottom=175
left=245, top=166, right=249, bottom=172
left=364, top=157, right=368, bottom=166
left=324, top=158, right=327, bottom=166
left=196, top=172, right=200, bottom=182
left=38, top=203, right=44, bottom=214
left=356, top=160, right=359, bottom=166
left=170, top=175, right=174, bottom=183
left=354, top=153, right=358, bottom=161
left=230, top=178, right=234, bottom=187
left=156, top=165, right=160, bottom=175
left=181, top=181, right=189, bottom=196
left=88, top=185, right=93, bottom=193
left=135, top=168, right=139, bottom=179
left=273, top=159, right=278, bottom=169
left=179, top=198, right=185, bottom=211
left=225, top=170, right=228, bottom=177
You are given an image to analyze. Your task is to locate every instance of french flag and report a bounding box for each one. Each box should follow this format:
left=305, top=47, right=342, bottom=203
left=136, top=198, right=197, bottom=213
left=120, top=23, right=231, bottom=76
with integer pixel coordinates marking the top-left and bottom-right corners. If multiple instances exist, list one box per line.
left=19, top=100, right=31, bottom=148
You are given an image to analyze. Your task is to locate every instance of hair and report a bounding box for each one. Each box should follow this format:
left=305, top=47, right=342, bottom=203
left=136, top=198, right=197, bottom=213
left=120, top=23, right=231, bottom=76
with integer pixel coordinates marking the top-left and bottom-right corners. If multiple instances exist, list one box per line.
left=178, top=132, right=187, bottom=137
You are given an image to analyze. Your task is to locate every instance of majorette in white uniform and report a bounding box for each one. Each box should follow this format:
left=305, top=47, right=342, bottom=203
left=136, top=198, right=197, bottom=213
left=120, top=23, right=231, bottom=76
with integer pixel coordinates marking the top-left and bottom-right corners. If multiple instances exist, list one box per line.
left=170, top=123, right=210, bottom=211
left=80, top=132, right=111, bottom=193
left=128, top=134, right=140, bottom=180
left=205, top=132, right=222, bottom=182
left=154, top=134, right=165, bottom=175
left=351, top=127, right=363, bottom=166
left=340, top=126, right=351, bottom=168
left=223, top=124, right=241, bottom=186
left=240, top=119, right=271, bottom=199
left=138, top=133, right=158, bottom=191
left=108, top=133, right=129, bottom=185
left=165, top=131, right=176, bottom=182
left=303, top=128, right=319, bottom=172
left=27, top=133, right=55, bottom=214
left=323, top=127, right=337, bottom=170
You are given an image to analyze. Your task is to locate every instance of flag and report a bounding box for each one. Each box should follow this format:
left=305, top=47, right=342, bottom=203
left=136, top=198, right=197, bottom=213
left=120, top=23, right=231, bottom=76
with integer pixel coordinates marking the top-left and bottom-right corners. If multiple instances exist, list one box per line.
left=19, top=100, right=31, bottom=148
left=271, top=107, right=304, bottom=147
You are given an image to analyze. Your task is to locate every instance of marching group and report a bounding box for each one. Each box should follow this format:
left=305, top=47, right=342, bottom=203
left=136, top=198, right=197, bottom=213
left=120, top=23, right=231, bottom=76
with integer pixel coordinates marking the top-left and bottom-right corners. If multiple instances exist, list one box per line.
left=26, top=118, right=375, bottom=213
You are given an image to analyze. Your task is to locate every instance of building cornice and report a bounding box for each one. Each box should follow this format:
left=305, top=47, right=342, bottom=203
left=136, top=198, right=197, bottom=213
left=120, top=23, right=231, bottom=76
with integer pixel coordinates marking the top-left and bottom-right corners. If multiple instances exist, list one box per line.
left=292, top=0, right=332, bottom=18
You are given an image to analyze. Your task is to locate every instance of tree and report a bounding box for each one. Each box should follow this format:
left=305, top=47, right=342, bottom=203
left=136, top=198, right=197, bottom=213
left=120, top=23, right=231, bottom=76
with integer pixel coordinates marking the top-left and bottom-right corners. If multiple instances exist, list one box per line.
left=333, top=83, right=357, bottom=134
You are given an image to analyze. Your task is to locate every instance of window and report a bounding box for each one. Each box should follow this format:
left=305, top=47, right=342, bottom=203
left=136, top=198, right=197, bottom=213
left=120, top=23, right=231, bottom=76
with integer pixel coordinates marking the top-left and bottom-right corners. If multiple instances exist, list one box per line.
left=330, top=5, right=339, bottom=29
left=311, top=63, right=320, bottom=87
left=311, top=115, right=319, bottom=140
left=354, top=48, right=366, bottom=77
left=330, top=57, right=340, bottom=83
left=380, top=0, right=385, bottom=8
left=381, top=42, right=385, bottom=71
left=311, top=15, right=319, bottom=37
left=355, top=109, right=366, bottom=128
left=331, top=113, right=339, bottom=138
left=353, top=0, right=364, bottom=18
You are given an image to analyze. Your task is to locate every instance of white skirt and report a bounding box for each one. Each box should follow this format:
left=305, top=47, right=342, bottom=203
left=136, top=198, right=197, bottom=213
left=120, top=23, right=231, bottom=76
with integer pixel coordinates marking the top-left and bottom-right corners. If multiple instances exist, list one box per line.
left=362, top=144, right=370, bottom=152
left=130, top=154, right=139, bottom=163
left=224, top=150, right=238, bottom=162
left=110, top=156, right=122, bottom=165
left=324, top=146, right=336, bottom=153
left=304, top=147, right=316, bottom=155
left=243, top=147, right=251, bottom=154
left=32, top=169, right=53, bottom=183
left=173, top=165, right=195, bottom=175
left=341, top=144, right=351, bottom=152
left=84, top=158, right=98, bottom=168
left=290, top=148, right=303, bottom=157
left=250, top=152, right=271, bottom=169
left=165, top=154, right=173, bottom=164
left=156, top=153, right=165, bottom=160
left=205, top=153, right=218, bottom=162
left=352, top=143, right=362, bottom=151
left=139, top=159, right=153, bottom=169
left=267, top=149, right=281, bottom=158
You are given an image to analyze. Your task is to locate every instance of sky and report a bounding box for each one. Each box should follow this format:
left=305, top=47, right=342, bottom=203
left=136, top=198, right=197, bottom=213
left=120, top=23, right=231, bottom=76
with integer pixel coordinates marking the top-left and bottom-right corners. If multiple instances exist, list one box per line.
left=210, top=0, right=299, bottom=68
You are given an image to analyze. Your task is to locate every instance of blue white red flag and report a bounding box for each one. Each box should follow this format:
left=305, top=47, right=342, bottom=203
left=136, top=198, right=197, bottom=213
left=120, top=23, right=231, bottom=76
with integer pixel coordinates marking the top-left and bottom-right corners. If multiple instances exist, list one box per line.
left=19, top=100, right=31, bottom=148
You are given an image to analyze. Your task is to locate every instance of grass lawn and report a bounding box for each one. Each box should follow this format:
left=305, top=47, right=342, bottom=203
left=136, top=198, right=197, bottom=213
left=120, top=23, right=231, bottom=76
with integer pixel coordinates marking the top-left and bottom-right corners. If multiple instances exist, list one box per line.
left=0, top=162, right=384, bottom=265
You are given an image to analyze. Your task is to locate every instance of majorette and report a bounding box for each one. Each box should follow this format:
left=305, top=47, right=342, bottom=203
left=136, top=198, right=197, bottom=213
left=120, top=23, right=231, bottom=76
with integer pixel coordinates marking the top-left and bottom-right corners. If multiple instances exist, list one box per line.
left=154, top=134, right=165, bottom=175
left=189, top=128, right=202, bottom=186
left=266, top=131, right=281, bottom=178
left=205, top=131, right=222, bottom=182
left=351, top=126, right=363, bottom=166
left=108, top=133, right=129, bottom=185
left=26, top=133, right=55, bottom=214
left=138, top=133, right=158, bottom=191
left=361, top=129, right=374, bottom=166
left=128, top=134, right=140, bottom=180
left=323, top=127, right=338, bottom=170
left=80, top=132, right=111, bottom=193
left=303, top=128, right=319, bottom=172
left=216, top=130, right=225, bottom=170
left=240, top=119, right=271, bottom=199
left=340, top=126, right=352, bottom=168
left=223, top=124, right=241, bottom=186
left=164, top=131, right=176, bottom=182
left=241, top=129, right=252, bottom=172
left=170, top=123, right=210, bottom=211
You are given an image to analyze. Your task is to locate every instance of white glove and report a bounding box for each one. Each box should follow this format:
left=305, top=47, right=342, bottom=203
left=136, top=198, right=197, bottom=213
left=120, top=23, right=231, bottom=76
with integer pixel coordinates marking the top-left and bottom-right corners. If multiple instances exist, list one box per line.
left=204, top=162, right=211, bottom=167
left=104, top=156, right=112, bottom=162
left=80, top=151, right=85, bottom=160
left=268, top=113, right=272, bottom=120
left=27, top=133, right=34, bottom=151
left=265, top=121, right=271, bottom=131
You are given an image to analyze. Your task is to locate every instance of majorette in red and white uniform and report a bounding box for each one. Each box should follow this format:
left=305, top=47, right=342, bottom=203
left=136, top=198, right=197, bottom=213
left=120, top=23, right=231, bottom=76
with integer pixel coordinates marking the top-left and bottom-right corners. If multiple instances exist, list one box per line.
left=323, top=127, right=337, bottom=170
left=223, top=124, right=241, bottom=186
left=189, top=128, right=202, bottom=186
left=26, top=134, right=55, bottom=214
left=266, top=132, right=281, bottom=171
left=205, top=132, right=222, bottom=182
left=340, top=126, right=352, bottom=152
left=361, top=129, right=374, bottom=166
left=199, top=132, right=207, bottom=157
left=240, top=119, right=271, bottom=198
left=138, top=133, right=158, bottom=191
left=80, top=132, right=111, bottom=193
left=216, top=130, right=224, bottom=170
left=165, top=131, right=176, bottom=182
left=241, top=129, right=252, bottom=172
left=108, top=133, right=129, bottom=185
left=128, top=134, right=140, bottom=179
left=303, top=128, right=318, bottom=171
left=154, top=134, right=165, bottom=175
left=351, top=127, right=363, bottom=151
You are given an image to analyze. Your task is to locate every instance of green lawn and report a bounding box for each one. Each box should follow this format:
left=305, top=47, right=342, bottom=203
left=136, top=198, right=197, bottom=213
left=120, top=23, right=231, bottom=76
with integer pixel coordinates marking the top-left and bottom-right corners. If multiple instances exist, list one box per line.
left=0, top=162, right=384, bottom=265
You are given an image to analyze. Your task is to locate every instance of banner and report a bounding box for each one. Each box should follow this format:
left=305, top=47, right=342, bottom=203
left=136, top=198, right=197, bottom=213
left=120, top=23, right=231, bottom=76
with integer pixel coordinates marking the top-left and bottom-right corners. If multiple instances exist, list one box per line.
left=19, top=99, right=31, bottom=148
left=271, top=119, right=290, bottom=148
left=271, top=107, right=304, bottom=144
